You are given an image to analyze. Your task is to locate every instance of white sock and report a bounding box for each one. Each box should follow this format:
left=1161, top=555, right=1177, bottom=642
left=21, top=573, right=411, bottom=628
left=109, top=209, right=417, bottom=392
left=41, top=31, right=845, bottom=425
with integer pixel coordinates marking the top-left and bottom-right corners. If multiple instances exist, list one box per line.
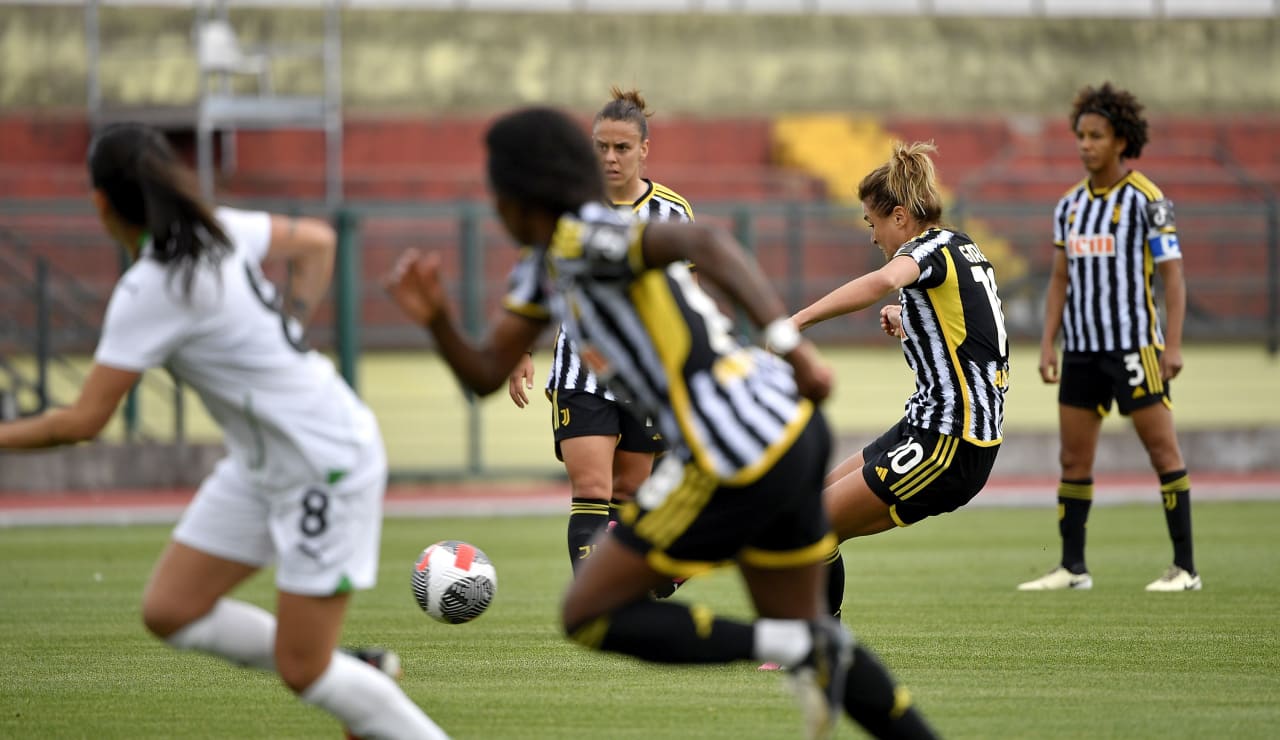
left=166, top=598, right=276, bottom=671
left=302, top=651, right=450, bottom=740
left=754, top=619, right=812, bottom=668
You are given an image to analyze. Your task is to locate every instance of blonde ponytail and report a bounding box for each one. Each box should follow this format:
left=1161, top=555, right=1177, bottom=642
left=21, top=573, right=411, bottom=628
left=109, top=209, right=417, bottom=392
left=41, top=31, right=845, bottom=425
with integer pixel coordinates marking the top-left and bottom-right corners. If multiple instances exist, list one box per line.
left=857, top=141, right=944, bottom=224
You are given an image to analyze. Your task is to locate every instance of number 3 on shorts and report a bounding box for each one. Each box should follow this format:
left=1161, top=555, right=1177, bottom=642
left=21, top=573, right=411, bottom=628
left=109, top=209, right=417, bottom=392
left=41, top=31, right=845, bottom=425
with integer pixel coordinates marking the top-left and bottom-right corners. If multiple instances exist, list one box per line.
left=1123, top=352, right=1146, bottom=387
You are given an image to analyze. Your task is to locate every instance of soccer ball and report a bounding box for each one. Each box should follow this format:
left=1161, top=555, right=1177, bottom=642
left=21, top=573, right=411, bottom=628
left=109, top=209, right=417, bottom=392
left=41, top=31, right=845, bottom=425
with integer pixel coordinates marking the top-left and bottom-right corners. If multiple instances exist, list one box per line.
left=411, top=540, right=497, bottom=624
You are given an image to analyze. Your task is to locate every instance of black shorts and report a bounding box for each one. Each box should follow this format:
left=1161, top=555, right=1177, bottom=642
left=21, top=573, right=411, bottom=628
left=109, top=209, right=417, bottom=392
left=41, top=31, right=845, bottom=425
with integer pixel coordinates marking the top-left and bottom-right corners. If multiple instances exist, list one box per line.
left=861, top=418, right=999, bottom=527
left=550, top=389, right=665, bottom=461
left=611, top=410, right=836, bottom=579
left=1059, top=348, right=1170, bottom=416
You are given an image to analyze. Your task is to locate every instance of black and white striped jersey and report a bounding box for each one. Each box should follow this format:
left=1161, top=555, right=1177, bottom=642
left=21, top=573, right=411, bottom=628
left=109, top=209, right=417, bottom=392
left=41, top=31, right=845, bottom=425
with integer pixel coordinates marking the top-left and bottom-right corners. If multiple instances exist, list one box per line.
left=546, top=179, right=693, bottom=399
left=505, top=201, right=811, bottom=483
left=1052, top=170, right=1182, bottom=352
left=894, top=227, right=1009, bottom=446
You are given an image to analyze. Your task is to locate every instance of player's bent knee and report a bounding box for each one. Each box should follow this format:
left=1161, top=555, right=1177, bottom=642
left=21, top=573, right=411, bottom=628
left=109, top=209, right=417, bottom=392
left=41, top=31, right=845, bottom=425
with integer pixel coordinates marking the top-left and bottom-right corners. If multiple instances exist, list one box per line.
left=1058, top=449, right=1095, bottom=475
left=276, top=651, right=330, bottom=694
left=142, top=598, right=205, bottom=640
left=568, top=479, right=612, bottom=501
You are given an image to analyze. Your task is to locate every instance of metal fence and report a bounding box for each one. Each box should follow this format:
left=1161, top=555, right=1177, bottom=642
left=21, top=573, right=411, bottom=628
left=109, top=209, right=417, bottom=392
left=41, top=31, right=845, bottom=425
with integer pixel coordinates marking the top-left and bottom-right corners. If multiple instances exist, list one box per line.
left=2, top=194, right=1276, bottom=474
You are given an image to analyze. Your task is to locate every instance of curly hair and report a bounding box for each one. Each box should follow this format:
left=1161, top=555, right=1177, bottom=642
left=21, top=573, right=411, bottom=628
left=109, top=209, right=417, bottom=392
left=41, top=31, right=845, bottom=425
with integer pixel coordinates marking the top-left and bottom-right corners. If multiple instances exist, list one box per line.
left=1070, top=82, right=1149, bottom=160
left=485, top=107, right=605, bottom=216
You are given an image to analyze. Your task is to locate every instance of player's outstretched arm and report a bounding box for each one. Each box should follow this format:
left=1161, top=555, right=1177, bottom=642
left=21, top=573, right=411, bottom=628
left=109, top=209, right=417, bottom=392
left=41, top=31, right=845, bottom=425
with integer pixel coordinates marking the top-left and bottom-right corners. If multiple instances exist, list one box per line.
left=385, top=249, right=545, bottom=396
left=791, top=256, right=920, bottom=331
left=639, top=222, right=832, bottom=403
left=641, top=222, right=789, bottom=332
left=0, top=364, right=139, bottom=449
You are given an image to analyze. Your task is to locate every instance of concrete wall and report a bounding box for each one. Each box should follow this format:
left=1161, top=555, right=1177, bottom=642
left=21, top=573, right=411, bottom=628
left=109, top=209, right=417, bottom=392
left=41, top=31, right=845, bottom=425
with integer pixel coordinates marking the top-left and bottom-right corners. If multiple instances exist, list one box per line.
left=2, top=6, right=1277, bottom=114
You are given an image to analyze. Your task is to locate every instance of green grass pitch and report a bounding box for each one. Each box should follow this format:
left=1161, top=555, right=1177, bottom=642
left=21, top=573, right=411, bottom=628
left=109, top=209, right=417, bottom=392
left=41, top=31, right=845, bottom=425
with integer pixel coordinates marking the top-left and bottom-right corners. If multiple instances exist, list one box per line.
left=2, top=501, right=1278, bottom=738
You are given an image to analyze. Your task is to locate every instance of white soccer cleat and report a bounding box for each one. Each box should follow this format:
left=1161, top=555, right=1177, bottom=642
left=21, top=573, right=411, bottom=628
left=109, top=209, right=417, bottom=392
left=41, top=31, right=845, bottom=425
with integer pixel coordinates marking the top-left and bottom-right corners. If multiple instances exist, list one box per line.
left=1144, top=565, right=1202, bottom=592
left=1017, top=566, right=1093, bottom=591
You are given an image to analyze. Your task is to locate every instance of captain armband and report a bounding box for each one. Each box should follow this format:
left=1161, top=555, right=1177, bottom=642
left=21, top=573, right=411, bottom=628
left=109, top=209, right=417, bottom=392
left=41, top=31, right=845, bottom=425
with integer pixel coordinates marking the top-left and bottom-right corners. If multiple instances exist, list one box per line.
left=1145, top=199, right=1181, bottom=260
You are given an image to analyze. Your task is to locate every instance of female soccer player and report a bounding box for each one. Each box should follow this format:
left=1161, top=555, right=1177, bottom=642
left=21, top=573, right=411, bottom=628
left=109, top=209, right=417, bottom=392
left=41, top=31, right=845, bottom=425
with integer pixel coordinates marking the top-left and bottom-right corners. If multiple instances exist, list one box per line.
left=790, top=141, right=1009, bottom=619
left=386, top=107, right=938, bottom=740
left=1018, top=82, right=1199, bottom=592
left=507, top=87, right=694, bottom=574
left=0, top=124, right=447, bottom=739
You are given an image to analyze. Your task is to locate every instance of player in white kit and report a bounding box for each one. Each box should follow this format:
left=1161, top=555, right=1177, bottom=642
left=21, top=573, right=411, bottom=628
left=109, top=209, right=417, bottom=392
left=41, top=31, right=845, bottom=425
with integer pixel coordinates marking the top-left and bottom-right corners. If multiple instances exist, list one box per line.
left=0, top=123, right=447, bottom=739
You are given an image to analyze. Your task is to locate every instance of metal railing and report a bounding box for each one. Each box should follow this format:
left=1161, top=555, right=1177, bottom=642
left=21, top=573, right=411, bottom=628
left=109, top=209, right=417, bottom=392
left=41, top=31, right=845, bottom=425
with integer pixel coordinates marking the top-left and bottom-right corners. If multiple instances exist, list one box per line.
left=0, top=216, right=190, bottom=442
left=2, top=193, right=1275, bottom=475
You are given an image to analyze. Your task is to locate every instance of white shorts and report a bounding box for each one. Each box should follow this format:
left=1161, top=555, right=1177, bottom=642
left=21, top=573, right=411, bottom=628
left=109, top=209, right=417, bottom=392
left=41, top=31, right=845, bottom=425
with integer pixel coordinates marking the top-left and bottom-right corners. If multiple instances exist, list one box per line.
left=173, top=444, right=387, bottom=597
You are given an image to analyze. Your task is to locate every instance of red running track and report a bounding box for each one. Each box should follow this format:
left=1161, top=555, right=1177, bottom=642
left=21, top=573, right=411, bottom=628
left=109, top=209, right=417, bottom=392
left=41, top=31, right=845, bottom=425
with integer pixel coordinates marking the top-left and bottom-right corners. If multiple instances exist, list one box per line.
left=1, top=472, right=1277, bottom=527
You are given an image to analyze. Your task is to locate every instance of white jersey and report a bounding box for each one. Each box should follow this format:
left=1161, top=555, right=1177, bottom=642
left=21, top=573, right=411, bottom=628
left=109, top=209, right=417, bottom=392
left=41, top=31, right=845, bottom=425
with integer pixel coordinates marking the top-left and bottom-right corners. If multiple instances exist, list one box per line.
left=94, top=207, right=379, bottom=490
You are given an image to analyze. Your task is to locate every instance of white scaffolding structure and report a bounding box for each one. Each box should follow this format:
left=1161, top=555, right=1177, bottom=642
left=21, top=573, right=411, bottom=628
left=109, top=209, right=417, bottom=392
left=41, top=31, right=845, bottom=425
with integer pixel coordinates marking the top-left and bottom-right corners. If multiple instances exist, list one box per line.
left=85, top=0, right=345, bottom=207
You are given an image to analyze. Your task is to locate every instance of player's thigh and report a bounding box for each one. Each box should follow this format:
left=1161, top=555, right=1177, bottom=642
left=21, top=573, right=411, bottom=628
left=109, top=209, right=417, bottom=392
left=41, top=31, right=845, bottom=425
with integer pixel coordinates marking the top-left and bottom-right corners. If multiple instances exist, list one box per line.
left=560, top=435, right=622, bottom=499
left=824, top=467, right=896, bottom=541
left=1058, top=404, right=1104, bottom=472
left=142, top=541, right=259, bottom=636
left=825, top=449, right=866, bottom=488
left=741, top=561, right=826, bottom=620
left=147, top=458, right=272, bottom=631
left=612, top=448, right=656, bottom=500
left=1130, top=401, right=1185, bottom=472
left=274, top=591, right=350, bottom=692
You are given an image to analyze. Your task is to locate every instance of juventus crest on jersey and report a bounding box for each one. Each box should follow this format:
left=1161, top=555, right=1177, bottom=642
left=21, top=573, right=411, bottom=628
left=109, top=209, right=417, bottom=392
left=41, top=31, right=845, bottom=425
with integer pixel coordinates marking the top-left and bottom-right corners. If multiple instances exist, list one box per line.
left=894, top=227, right=1009, bottom=445
left=1053, top=170, right=1182, bottom=352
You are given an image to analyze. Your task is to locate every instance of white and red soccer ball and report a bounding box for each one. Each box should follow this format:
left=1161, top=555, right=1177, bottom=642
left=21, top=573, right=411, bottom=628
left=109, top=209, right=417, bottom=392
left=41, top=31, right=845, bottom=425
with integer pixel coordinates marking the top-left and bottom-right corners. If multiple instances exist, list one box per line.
left=411, top=540, right=497, bottom=624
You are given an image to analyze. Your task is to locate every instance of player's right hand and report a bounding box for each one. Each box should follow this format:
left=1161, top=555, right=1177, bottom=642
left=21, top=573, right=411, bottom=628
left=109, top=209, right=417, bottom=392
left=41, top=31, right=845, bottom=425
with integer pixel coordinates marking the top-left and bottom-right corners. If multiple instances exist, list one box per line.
left=385, top=249, right=446, bottom=327
left=508, top=354, right=536, bottom=408
left=786, top=341, right=833, bottom=403
left=1038, top=344, right=1060, bottom=384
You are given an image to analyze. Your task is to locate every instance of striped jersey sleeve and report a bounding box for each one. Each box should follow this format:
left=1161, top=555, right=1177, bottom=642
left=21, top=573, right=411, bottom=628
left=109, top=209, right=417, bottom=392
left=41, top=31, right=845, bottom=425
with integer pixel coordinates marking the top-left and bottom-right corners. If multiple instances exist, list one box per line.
left=502, top=248, right=553, bottom=322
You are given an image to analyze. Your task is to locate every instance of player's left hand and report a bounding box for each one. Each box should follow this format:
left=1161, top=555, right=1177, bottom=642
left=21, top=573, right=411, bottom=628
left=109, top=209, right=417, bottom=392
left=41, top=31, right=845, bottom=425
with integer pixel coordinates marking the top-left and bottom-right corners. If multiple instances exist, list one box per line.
left=879, top=305, right=905, bottom=339
left=1160, top=346, right=1183, bottom=382
left=385, top=249, right=446, bottom=327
